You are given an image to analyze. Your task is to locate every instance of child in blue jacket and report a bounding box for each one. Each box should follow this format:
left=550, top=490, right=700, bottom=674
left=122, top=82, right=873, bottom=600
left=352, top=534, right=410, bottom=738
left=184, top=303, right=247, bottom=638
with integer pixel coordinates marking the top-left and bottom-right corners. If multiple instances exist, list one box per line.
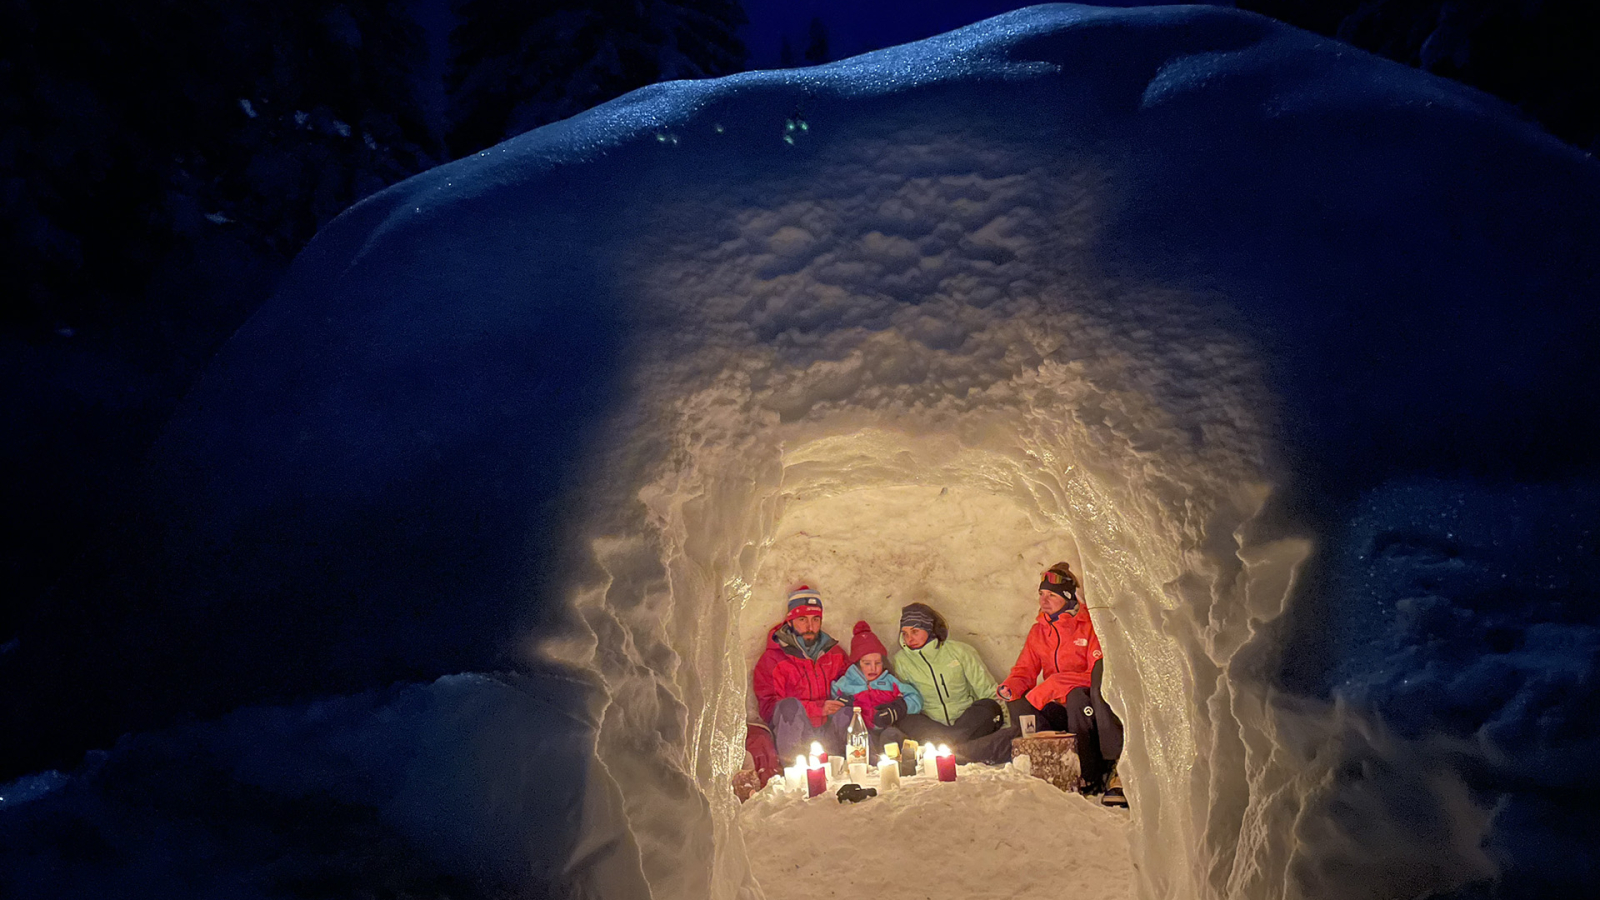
left=831, top=621, right=923, bottom=752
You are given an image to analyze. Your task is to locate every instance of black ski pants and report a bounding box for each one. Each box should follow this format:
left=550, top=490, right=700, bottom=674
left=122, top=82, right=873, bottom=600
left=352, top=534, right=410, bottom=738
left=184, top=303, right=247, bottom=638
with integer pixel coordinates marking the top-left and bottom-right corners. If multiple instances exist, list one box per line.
left=893, top=698, right=1003, bottom=748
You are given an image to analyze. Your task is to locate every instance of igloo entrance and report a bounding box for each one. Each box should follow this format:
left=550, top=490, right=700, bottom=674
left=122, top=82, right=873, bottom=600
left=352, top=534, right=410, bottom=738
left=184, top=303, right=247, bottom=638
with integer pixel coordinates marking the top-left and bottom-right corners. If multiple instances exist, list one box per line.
left=616, top=423, right=1307, bottom=900
left=739, top=475, right=1134, bottom=899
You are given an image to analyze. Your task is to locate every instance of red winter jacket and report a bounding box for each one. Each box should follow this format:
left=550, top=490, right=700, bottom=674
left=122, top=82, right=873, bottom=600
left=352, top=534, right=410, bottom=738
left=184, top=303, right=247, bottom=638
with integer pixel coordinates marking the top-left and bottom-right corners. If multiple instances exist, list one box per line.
left=752, top=621, right=849, bottom=726
left=1001, top=604, right=1105, bottom=709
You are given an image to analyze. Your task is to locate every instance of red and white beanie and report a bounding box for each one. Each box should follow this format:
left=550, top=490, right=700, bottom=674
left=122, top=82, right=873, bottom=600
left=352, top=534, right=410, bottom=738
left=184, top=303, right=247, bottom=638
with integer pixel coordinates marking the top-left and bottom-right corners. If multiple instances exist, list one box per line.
left=784, top=585, right=824, bottom=622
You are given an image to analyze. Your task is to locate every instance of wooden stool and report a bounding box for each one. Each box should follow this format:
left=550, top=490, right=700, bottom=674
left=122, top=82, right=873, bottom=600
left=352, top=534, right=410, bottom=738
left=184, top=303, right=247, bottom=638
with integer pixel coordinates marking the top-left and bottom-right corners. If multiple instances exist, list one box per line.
left=1012, top=731, right=1080, bottom=793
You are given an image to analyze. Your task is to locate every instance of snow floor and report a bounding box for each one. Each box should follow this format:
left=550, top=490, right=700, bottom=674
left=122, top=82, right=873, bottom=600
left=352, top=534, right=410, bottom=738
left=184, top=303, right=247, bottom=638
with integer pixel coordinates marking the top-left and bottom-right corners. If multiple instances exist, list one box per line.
left=740, top=761, right=1132, bottom=900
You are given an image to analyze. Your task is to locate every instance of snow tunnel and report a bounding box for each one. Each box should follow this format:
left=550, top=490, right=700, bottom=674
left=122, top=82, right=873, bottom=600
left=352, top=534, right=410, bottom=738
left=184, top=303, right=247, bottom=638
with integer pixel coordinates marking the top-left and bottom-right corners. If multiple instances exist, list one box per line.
left=4, top=5, right=1600, bottom=900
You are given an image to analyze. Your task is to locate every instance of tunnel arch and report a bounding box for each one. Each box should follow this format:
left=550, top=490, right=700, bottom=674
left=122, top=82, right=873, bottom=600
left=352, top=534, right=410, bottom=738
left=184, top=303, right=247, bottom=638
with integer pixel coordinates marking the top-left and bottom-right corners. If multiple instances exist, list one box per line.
left=581, top=379, right=1310, bottom=899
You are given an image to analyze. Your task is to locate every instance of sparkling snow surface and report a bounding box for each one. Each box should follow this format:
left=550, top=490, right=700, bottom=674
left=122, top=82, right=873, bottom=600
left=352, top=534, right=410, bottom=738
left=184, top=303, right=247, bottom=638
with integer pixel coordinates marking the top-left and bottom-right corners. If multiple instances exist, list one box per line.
left=740, top=763, right=1131, bottom=900
left=4, top=4, right=1600, bottom=900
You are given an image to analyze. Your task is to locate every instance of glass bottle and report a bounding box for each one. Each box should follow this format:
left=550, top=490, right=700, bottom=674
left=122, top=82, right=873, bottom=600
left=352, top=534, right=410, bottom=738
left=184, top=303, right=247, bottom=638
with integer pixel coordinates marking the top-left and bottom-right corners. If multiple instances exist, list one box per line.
left=846, top=705, right=871, bottom=767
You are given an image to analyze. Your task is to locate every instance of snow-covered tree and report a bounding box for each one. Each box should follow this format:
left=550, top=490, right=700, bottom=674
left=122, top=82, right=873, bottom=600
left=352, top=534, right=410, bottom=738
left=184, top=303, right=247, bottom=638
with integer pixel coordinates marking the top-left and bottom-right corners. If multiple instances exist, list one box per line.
left=445, top=0, right=747, bottom=157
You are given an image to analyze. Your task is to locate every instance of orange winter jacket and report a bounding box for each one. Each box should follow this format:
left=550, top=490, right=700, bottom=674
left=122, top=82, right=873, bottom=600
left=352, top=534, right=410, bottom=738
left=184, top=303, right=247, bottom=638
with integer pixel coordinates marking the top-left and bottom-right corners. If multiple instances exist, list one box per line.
left=1001, top=604, right=1105, bottom=709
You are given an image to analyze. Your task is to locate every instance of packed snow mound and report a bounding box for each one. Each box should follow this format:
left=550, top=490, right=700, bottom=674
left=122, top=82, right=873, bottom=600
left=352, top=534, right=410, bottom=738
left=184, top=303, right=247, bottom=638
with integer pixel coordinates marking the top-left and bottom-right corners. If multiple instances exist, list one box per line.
left=4, top=4, right=1600, bottom=900
left=740, top=763, right=1131, bottom=900
left=0, top=674, right=641, bottom=899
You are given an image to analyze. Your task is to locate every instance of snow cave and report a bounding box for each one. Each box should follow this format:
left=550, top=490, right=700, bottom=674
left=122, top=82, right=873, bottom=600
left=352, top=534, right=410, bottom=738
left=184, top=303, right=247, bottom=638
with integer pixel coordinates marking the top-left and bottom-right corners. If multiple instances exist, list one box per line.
left=4, top=5, right=1600, bottom=900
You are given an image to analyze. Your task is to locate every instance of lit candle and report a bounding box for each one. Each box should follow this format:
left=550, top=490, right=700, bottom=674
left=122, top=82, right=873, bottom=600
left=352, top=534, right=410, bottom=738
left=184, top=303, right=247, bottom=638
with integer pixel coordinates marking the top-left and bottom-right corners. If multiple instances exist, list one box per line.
left=848, top=761, right=868, bottom=785
left=878, top=754, right=900, bottom=792
left=806, top=757, right=827, bottom=798
left=810, top=741, right=827, bottom=764
left=936, top=744, right=956, bottom=782
left=783, top=755, right=805, bottom=793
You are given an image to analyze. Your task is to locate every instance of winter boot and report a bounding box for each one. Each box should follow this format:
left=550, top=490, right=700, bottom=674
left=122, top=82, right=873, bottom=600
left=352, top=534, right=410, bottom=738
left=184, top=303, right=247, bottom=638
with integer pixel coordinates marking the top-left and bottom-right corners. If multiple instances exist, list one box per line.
left=1101, top=772, right=1127, bottom=808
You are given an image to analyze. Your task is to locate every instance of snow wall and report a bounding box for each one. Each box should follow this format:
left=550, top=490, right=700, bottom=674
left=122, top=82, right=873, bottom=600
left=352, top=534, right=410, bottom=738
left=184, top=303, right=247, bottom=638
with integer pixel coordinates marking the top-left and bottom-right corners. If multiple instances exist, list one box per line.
left=5, top=4, right=1600, bottom=899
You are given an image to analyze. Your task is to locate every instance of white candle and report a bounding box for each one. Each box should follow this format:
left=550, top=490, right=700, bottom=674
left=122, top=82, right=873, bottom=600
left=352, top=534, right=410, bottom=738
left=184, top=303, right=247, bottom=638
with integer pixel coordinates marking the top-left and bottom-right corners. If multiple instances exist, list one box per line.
left=877, top=755, right=900, bottom=791
left=848, top=761, right=868, bottom=785
left=784, top=755, right=805, bottom=793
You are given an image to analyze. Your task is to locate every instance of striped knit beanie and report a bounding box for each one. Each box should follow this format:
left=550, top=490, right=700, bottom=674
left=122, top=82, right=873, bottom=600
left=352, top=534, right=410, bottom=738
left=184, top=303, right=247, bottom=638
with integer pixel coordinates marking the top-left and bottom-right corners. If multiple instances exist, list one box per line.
left=898, top=603, right=937, bottom=634
left=785, top=585, right=824, bottom=622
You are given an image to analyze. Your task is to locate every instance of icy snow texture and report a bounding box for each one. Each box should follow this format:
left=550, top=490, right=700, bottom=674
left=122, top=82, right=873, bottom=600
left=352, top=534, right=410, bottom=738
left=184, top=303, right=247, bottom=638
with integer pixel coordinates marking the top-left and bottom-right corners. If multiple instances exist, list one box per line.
left=4, top=3, right=1600, bottom=900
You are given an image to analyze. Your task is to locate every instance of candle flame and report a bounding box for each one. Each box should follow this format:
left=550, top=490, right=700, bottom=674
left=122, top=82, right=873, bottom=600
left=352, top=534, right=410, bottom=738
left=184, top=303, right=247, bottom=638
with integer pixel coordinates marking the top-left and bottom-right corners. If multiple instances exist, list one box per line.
left=879, top=755, right=893, bottom=766
left=937, top=744, right=952, bottom=756
left=808, top=755, right=821, bottom=768
left=794, top=756, right=806, bottom=769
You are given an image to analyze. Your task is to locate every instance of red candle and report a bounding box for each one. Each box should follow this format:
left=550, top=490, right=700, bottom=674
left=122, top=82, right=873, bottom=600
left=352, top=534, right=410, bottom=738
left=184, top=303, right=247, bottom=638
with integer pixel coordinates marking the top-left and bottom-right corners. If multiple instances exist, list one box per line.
left=936, top=752, right=957, bottom=782
left=806, top=764, right=827, bottom=798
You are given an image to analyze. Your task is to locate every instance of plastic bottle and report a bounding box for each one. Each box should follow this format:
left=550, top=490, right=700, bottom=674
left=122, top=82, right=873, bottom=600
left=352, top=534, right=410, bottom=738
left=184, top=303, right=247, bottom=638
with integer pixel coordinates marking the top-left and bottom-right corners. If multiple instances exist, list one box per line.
left=846, top=705, right=871, bottom=768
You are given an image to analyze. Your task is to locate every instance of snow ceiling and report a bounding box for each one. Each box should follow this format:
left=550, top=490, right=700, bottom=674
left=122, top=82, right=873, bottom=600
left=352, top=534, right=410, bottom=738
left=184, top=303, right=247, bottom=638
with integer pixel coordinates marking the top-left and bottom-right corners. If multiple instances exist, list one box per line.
left=5, top=4, right=1599, bottom=900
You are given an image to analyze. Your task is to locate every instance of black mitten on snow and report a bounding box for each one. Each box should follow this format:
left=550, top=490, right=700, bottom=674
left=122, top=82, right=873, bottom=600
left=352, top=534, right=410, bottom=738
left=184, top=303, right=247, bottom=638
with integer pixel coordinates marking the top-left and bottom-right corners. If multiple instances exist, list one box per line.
left=836, top=783, right=878, bottom=804
left=873, top=698, right=908, bottom=728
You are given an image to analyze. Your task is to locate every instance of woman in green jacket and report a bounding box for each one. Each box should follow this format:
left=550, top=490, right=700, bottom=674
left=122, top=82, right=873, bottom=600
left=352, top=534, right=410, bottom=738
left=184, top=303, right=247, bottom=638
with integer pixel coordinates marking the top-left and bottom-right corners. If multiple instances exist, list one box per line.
left=889, top=602, right=1005, bottom=749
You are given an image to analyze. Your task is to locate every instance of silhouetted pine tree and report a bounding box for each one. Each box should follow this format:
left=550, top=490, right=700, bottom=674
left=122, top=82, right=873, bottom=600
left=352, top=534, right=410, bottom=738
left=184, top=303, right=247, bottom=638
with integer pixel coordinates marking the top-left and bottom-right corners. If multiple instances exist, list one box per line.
left=0, top=0, right=436, bottom=332
left=804, top=16, right=830, bottom=65
left=445, top=0, right=747, bottom=158
left=0, top=0, right=438, bottom=640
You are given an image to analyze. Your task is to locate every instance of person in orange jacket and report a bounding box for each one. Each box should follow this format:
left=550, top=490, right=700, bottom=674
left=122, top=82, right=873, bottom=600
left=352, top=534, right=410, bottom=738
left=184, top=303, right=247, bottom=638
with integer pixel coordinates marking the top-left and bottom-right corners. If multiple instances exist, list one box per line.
left=752, top=585, right=852, bottom=760
left=997, top=561, right=1127, bottom=805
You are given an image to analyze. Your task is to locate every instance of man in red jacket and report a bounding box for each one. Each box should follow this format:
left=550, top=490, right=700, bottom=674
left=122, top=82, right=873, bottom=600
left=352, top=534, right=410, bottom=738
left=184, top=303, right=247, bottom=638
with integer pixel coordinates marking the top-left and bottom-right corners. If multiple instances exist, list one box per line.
left=997, top=561, right=1127, bottom=805
left=752, top=585, right=851, bottom=760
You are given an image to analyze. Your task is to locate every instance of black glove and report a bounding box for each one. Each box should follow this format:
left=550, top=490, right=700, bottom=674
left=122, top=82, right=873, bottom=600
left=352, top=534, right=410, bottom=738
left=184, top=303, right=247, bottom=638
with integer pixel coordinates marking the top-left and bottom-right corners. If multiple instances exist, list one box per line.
left=873, top=697, right=908, bottom=728
left=836, top=783, right=878, bottom=804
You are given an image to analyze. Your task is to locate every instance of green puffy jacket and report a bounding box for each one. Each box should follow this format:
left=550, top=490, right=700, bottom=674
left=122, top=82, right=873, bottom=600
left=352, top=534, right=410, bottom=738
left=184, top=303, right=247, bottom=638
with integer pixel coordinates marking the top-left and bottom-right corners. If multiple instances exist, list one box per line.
left=891, top=637, right=1000, bottom=726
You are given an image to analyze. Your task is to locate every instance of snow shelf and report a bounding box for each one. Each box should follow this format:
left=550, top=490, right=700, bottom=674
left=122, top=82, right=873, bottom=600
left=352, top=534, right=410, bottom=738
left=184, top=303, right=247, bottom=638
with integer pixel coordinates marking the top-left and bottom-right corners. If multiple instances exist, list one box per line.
left=740, top=762, right=1132, bottom=900
left=4, top=4, right=1600, bottom=900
